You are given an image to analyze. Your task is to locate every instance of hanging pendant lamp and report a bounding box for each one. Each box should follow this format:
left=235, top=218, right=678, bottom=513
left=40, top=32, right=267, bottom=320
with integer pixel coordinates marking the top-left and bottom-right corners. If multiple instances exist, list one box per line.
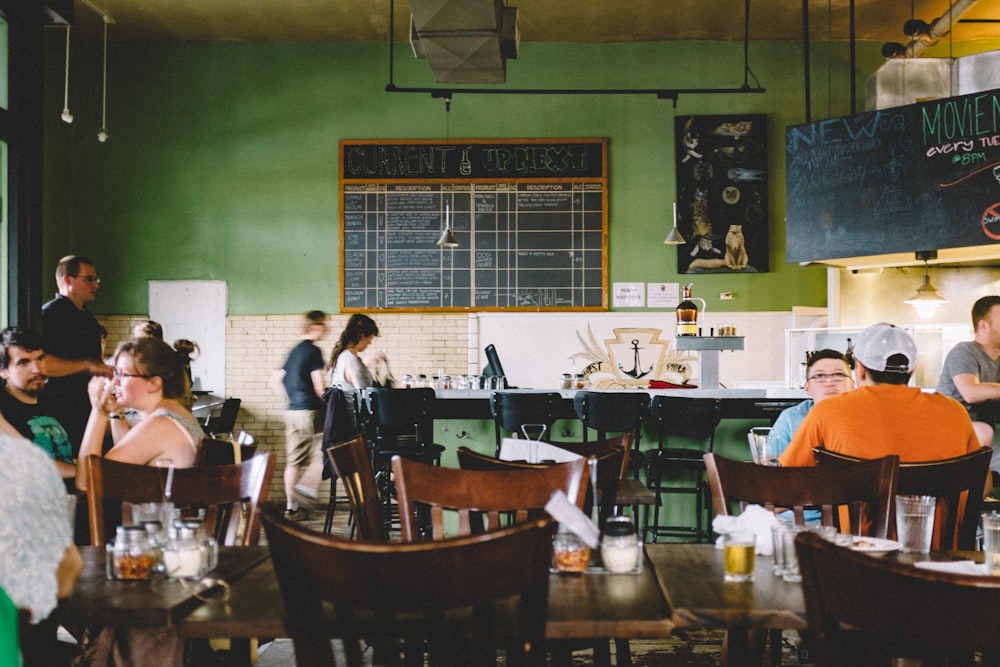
left=904, top=251, right=948, bottom=318
left=97, top=17, right=110, bottom=142
left=61, top=26, right=73, bottom=123
left=664, top=202, right=685, bottom=245
left=436, top=203, right=458, bottom=248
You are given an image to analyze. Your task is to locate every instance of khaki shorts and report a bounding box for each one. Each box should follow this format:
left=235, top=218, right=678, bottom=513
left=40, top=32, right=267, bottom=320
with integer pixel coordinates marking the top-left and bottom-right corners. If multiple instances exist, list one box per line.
left=284, top=409, right=322, bottom=470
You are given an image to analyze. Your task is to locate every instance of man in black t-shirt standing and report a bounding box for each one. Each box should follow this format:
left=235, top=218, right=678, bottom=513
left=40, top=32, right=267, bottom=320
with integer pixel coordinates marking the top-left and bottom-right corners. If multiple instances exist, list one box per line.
left=270, top=310, right=328, bottom=520
left=0, top=327, right=76, bottom=479
left=40, top=255, right=114, bottom=451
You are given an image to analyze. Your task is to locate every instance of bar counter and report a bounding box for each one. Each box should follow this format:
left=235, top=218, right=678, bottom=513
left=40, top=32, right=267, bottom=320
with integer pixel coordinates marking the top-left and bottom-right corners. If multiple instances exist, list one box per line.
left=429, top=387, right=807, bottom=421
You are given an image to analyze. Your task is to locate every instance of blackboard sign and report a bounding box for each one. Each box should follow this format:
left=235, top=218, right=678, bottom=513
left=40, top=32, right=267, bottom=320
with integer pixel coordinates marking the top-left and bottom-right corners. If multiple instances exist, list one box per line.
left=785, top=88, right=1000, bottom=264
left=340, top=139, right=608, bottom=312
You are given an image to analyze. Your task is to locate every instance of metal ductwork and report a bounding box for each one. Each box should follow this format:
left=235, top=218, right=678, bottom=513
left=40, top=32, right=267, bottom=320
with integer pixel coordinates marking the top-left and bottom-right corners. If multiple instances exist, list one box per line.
left=409, top=0, right=519, bottom=83
left=866, top=0, right=997, bottom=110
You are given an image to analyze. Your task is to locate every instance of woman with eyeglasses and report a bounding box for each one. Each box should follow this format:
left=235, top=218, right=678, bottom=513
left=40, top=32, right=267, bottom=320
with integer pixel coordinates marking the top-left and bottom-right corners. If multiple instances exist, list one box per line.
left=75, top=337, right=204, bottom=492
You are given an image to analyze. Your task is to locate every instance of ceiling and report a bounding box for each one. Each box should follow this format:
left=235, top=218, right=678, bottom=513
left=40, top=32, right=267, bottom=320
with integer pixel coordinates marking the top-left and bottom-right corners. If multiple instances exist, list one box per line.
left=68, top=0, right=1000, bottom=45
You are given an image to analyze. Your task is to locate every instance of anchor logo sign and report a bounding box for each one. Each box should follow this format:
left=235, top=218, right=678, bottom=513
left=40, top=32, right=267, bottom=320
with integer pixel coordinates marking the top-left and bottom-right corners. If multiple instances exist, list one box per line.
left=618, top=339, right=654, bottom=379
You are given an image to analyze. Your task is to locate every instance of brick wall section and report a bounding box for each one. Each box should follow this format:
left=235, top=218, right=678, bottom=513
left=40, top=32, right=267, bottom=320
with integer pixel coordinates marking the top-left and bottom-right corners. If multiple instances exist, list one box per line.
left=100, top=313, right=470, bottom=504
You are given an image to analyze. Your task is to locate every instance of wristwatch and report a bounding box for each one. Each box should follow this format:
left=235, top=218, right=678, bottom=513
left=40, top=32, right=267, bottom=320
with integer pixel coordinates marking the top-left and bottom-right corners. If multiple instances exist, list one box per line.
left=109, top=412, right=125, bottom=420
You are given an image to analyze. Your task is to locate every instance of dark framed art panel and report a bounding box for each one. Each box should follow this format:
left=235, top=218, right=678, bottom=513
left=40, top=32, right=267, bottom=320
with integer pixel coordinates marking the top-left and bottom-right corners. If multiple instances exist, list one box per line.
left=674, top=115, right=769, bottom=274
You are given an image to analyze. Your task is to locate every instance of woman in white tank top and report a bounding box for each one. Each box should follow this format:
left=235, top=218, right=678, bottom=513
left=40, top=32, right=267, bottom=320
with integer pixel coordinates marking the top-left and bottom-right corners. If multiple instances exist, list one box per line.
left=76, top=337, right=204, bottom=492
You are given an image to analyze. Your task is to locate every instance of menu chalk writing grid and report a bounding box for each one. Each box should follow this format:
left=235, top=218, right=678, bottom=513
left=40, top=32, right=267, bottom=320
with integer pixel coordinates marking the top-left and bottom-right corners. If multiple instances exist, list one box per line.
left=340, top=139, right=608, bottom=312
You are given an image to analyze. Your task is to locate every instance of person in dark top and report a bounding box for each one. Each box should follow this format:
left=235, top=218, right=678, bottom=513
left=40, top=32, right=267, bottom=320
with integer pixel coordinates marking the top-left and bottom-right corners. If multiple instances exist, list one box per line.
left=40, top=255, right=113, bottom=451
left=0, top=327, right=75, bottom=479
left=270, top=310, right=328, bottom=520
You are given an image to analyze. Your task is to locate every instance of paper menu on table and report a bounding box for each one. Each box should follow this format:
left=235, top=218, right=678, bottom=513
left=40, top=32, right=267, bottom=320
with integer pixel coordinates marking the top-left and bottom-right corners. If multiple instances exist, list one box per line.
left=545, top=490, right=600, bottom=548
left=499, top=438, right=583, bottom=463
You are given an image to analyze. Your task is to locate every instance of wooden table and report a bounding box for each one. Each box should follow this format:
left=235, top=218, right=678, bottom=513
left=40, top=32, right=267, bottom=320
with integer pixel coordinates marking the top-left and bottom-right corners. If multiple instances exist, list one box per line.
left=178, top=552, right=675, bottom=642
left=644, top=542, right=982, bottom=667
left=58, top=546, right=269, bottom=628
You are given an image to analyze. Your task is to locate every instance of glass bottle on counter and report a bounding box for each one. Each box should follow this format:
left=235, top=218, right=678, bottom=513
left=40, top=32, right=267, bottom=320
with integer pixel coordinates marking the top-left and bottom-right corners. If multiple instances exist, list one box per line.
left=676, top=283, right=698, bottom=337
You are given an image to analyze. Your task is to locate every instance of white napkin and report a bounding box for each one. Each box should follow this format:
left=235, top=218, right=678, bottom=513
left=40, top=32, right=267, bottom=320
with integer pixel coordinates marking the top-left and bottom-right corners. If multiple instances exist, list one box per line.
left=914, top=560, right=989, bottom=576
left=712, top=504, right=780, bottom=556
left=499, top=438, right=583, bottom=463
left=545, top=489, right=600, bottom=548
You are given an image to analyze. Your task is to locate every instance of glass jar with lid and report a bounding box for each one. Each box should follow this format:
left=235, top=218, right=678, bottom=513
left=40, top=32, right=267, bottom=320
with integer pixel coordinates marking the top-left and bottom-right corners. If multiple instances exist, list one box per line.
left=600, top=516, right=641, bottom=573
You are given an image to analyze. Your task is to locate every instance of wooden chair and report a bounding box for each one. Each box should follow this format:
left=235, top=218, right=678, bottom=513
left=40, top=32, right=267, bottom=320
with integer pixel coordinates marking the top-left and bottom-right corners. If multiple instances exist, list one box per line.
left=85, top=453, right=275, bottom=546
left=796, top=529, right=1000, bottom=667
left=324, top=434, right=387, bottom=541
left=394, top=453, right=586, bottom=541
left=405, top=452, right=608, bottom=667
left=525, top=435, right=629, bottom=525
left=814, top=447, right=992, bottom=550
left=704, top=453, right=898, bottom=538
left=260, top=503, right=554, bottom=667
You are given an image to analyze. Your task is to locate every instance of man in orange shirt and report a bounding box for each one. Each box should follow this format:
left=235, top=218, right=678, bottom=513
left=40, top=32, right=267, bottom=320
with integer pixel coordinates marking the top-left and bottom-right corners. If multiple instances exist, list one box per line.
left=779, top=322, right=981, bottom=467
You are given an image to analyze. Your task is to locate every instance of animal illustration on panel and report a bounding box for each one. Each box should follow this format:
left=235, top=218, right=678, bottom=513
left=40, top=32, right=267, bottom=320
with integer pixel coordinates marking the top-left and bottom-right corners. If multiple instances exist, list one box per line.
left=725, top=225, right=748, bottom=270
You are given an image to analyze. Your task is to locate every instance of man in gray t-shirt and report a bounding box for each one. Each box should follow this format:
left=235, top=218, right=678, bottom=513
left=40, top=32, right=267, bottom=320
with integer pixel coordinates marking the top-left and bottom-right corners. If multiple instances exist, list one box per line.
left=937, top=295, right=1000, bottom=449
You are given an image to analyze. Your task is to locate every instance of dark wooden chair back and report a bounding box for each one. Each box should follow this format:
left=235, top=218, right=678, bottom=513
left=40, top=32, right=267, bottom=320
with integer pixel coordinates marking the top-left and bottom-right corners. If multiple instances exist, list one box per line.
left=325, top=435, right=386, bottom=541
left=814, top=447, right=992, bottom=550
left=796, top=530, right=1000, bottom=666
left=260, top=503, right=553, bottom=667
left=489, top=391, right=563, bottom=457
left=528, top=434, right=630, bottom=524
left=704, top=453, right=898, bottom=537
left=86, top=453, right=274, bottom=546
left=393, top=453, right=586, bottom=541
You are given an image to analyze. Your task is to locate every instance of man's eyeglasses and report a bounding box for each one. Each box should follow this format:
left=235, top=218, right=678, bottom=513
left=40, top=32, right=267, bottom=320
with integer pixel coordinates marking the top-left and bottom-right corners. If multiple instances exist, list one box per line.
left=807, top=372, right=851, bottom=383
left=114, top=370, right=148, bottom=380
left=72, top=275, right=101, bottom=285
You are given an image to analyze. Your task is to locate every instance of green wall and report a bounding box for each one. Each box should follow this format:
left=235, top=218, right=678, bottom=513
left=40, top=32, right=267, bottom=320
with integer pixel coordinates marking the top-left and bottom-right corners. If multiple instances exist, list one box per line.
left=42, top=37, right=885, bottom=315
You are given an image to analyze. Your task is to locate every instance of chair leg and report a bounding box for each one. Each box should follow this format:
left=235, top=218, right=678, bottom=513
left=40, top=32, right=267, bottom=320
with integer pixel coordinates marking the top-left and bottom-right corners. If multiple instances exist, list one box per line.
left=323, top=477, right=337, bottom=534
left=614, top=638, right=632, bottom=667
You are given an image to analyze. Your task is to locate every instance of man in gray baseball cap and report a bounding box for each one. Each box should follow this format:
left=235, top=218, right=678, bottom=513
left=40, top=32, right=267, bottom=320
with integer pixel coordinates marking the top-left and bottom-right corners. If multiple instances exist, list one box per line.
left=779, top=322, right=981, bottom=467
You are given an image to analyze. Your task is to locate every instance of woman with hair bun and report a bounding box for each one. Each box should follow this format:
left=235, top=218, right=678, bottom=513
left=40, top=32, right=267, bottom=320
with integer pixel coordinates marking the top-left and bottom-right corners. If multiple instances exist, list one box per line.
left=75, top=337, right=204, bottom=491
left=327, top=313, right=387, bottom=388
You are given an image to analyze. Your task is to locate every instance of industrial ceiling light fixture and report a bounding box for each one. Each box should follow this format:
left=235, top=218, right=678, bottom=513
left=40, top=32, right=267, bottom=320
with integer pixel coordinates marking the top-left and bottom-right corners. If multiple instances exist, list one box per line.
left=436, top=203, right=458, bottom=248
left=60, top=26, right=73, bottom=123
left=904, top=250, right=948, bottom=317
left=664, top=202, right=685, bottom=245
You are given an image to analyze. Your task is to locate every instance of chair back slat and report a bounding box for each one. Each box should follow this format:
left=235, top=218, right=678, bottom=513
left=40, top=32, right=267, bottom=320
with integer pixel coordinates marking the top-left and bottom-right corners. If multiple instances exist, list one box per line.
left=704, top=453, right=899, bottom=538
left=393, top=454, right=586, bottom=542
left=325, top=435, right=386, bottom=541
left=86, top=453, right=274, bottom=546
left=814, top=447, right=991, bottom=550
left=261, top=504, right=553, bottom=667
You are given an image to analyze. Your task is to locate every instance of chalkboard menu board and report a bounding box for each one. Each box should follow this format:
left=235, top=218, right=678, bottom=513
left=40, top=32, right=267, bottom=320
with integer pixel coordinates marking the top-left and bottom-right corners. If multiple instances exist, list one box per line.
left=340, top=139, right=608, bottom=312
left=785, top=88, right=1000, bottom=264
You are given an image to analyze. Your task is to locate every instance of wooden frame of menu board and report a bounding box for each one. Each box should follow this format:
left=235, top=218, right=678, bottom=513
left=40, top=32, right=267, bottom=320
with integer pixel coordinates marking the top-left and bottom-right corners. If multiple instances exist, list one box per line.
left=339, top=138, right=608, bottom=312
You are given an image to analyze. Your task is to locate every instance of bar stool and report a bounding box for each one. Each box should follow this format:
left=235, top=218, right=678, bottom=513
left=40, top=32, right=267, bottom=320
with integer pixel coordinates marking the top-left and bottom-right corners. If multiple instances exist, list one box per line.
left=573, top=390, right=655, bottom=521
left=489, top=390, right=563, bottom=457
left=365, top=387, right=446, bottom=534
left=643, top=396, right=721, bottom=543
